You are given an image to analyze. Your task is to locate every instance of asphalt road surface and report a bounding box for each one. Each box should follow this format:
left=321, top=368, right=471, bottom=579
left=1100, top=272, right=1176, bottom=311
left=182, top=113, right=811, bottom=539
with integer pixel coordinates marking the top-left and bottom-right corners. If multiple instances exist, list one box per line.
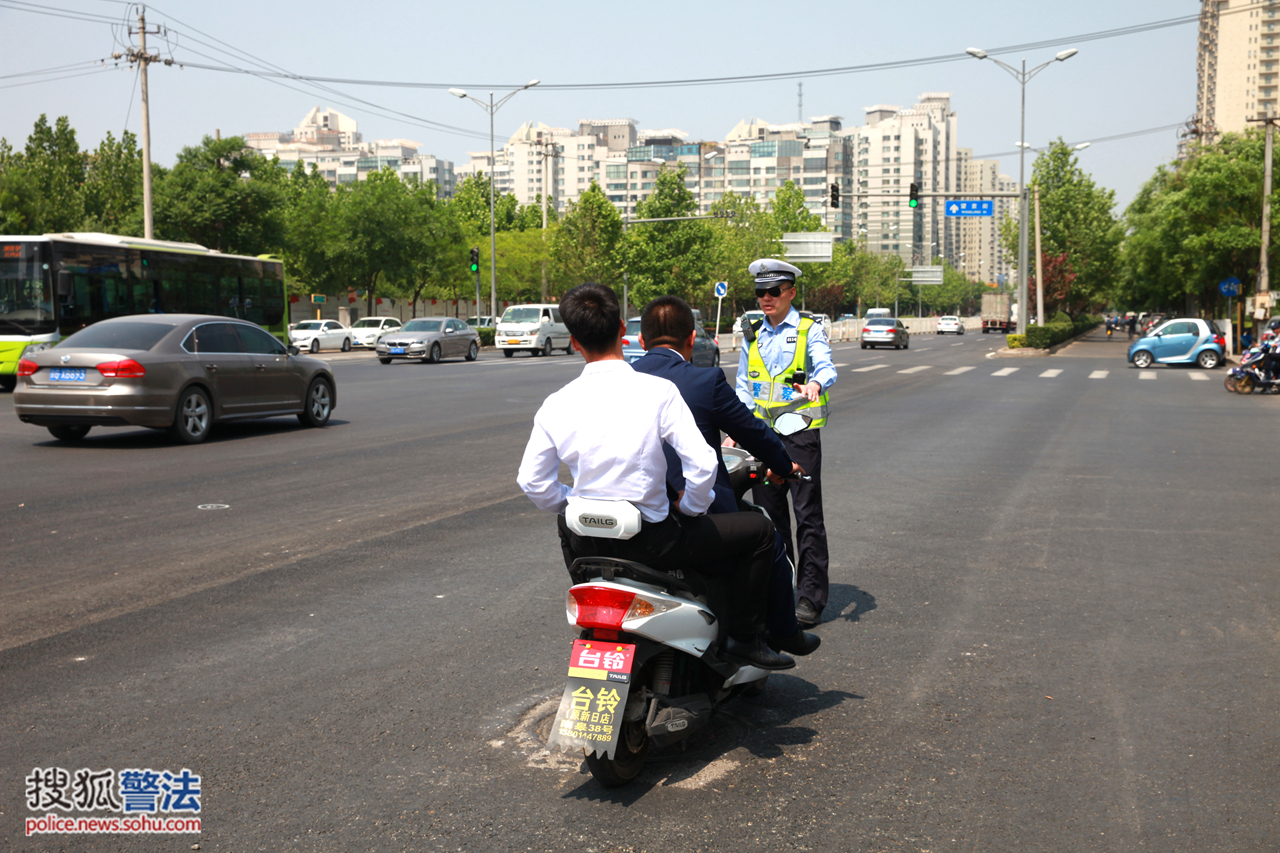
left=2, top=329, right=1277, bottom=852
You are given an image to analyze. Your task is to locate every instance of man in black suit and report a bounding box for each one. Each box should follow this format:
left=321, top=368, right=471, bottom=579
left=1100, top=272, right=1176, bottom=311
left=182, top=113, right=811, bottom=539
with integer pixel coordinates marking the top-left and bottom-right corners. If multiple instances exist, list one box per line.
left=632, top=295, right=819, bottom=656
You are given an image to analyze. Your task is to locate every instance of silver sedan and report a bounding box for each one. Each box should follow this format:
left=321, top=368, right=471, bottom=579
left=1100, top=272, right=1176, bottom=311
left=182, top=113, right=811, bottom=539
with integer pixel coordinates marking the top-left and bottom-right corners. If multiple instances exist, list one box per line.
left=375, top=317, right=480, bottom=364
left=13, top=314, right=336, bottom=444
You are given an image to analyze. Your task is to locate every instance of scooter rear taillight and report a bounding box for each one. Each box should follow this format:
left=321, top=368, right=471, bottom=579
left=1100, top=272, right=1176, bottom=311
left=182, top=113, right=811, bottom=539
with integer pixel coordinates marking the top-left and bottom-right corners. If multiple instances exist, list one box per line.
left=567, top=586, right=656, bottom=630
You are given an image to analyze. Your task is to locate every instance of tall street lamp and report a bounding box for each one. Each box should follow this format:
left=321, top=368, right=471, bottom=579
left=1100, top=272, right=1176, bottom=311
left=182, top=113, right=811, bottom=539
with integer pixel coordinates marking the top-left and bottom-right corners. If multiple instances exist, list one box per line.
left=967, top=46, right=1076, bottom=335
left=449, top=80, right=540, bottom=322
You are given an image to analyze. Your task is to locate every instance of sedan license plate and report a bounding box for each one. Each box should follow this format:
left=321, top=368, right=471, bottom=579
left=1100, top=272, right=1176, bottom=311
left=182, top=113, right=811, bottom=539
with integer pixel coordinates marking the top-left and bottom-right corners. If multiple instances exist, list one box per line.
left=389, top=347, right=405, bottom=354
left=506, top=339, right=521, bottom=345
left=48, top=368, right=86, bottom=382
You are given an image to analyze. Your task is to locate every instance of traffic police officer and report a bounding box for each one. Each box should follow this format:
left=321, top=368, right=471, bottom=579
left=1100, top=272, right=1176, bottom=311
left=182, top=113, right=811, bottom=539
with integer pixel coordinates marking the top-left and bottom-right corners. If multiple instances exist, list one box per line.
left=735, top=259, right=837, bottom=627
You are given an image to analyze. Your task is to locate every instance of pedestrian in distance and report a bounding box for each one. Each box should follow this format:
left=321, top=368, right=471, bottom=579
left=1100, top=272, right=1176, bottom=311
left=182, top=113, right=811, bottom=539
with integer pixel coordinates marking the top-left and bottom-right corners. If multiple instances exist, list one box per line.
left=1127, top=315, right=1137, bottom=340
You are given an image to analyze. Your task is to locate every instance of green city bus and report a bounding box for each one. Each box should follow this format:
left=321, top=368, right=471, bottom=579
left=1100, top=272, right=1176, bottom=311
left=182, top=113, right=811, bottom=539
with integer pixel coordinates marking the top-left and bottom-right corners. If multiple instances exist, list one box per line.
left=0, top=232, right=287, bottom=391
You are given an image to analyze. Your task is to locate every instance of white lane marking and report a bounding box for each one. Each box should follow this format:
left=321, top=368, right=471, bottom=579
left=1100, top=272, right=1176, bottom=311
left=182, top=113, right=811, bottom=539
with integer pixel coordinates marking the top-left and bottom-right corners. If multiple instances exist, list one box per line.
left=1040, top=369, right=1063, bottom=378
left=1089, top=370, right=1109, bottom=379
left=1188, top=372, right=1210, bottom=381
left=950, top=342, right=964, bottom=347
left=833, top=363, right=850, bottom=368
left=944, top=366, right=974, bottom=375
left=991, top=367, right=1019, bottom=377
left=898, top=365, right=932, bottom=374
left=1139, top=371, right=1158, bottom=380
left=852, top=364, right=889, bottom=373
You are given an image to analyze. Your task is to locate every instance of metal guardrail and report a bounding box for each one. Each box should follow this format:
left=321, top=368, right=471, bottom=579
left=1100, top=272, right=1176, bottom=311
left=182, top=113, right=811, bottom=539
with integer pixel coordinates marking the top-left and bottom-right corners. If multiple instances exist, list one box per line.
left=718, top=317, right=983, bottom=351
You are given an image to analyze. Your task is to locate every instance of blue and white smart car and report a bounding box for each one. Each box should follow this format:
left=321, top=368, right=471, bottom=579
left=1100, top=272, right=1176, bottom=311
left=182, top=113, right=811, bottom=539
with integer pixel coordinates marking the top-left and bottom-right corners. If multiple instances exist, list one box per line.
left=1127, top=317, right=1224, bottom=369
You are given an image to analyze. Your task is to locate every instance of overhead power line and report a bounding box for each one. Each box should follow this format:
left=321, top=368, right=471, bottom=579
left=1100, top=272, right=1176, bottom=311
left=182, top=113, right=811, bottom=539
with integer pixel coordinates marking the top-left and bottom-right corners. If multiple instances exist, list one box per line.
left=974, top=123, right=1187, bottom=159
left=170, top=14, right=1200, bottom=92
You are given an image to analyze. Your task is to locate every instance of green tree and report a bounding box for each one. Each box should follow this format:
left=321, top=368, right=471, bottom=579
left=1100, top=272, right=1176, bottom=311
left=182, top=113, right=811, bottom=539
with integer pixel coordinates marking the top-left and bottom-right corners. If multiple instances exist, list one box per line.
left=1001, top=139, right=1120, bottom=316
left=326, top=169, right=422, bottom=316
left=0, top=139, right=38, bottom=233
left=770, top=180, right=825, bottom=233
left=282, top=160, right=334, bottom=295
left=551, top=181, right=623, bottom=291
left=23, top=114, right=85, bottom=233
left=707, top=191, right=783, bottom=323
left=618, top=165, right=717, bottom=307
left=82, top=130, right=142, bottom=233
left=149, top=135, right=287, bottom=255
left=1118, top=130, right=1270, bottom=315
left=450, top=172, right=519, bottom=237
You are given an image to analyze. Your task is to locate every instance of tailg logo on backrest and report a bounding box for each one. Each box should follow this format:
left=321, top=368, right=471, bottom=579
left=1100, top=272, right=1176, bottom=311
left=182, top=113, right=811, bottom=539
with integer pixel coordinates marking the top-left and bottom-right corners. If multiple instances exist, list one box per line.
left=580, top=515, right=617, bottom=528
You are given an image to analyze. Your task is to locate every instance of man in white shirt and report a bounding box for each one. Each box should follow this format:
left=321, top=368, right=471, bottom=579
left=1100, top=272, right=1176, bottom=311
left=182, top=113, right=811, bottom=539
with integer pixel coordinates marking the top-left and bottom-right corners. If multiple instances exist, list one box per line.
left=518, top=283, right=794, bottom=670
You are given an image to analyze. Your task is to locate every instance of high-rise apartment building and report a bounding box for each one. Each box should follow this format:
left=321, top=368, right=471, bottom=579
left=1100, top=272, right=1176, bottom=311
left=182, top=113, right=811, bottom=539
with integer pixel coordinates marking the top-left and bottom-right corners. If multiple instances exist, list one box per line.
left=244, top=108, right=456, bottom=197
left=1197, top=0, right=1280, bottom=137
left=849, top=94, right=959, bottom=266
left=955, top=149, right=1016, bottom=286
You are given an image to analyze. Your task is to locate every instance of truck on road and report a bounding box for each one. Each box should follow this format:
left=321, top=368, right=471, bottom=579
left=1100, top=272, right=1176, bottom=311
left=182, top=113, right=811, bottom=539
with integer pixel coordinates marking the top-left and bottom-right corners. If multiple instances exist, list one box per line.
left=982, top=293, right=1012, bottom=334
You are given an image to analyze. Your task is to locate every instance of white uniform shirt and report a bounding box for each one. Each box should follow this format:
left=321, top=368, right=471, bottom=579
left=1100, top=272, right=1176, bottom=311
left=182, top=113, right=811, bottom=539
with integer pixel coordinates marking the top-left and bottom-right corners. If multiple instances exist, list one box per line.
left=517, top=359, right=718, bottom=522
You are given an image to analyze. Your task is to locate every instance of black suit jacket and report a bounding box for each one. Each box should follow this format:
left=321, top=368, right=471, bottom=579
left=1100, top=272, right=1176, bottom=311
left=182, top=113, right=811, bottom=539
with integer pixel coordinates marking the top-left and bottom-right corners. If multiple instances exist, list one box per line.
left=632, top=346, right=792, bottom=514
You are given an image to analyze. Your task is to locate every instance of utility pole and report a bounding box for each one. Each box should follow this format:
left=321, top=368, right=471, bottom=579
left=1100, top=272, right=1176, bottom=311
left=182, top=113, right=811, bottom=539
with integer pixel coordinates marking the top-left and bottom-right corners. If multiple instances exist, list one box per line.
left=1034, top=184, right=1044, bottom=328
left=535, top=136, right=562, bottom=302
left=113, top=5, right=170, bottom=240
left=1247, top=115, right=1275, bottom=331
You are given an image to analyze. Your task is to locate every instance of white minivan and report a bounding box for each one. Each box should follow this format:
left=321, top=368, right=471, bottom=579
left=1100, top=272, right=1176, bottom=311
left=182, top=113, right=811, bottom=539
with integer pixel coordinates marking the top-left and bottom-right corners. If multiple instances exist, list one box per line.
left=496, top=304, right=573, bottom=357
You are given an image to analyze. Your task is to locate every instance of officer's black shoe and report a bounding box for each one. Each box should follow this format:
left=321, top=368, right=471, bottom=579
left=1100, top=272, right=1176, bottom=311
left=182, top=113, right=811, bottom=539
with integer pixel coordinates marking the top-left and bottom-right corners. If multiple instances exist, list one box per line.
left=724, top=635, right=796, bottom=670
left=767, top=629, right=821, bottom=656
left=796, top=597, right=821, bottom=627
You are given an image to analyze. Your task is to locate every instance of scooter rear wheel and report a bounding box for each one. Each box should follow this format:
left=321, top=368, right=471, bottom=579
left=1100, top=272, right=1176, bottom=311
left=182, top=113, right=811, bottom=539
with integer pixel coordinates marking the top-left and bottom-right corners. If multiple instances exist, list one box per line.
left=585, top=719, right=649, bottom=787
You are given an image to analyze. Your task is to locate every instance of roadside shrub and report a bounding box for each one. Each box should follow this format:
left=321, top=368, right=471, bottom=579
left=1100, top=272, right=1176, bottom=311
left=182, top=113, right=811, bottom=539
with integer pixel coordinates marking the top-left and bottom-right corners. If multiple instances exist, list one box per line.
left=477, top=327, right=495, bottom=346
left=1007, top=334, right=1027, bottom=349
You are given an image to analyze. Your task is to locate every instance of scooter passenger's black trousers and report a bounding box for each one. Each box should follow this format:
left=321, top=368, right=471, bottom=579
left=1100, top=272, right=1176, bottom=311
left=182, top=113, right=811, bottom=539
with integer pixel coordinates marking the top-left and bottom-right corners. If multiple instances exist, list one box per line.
left=557, top=510, right=775, bottom=640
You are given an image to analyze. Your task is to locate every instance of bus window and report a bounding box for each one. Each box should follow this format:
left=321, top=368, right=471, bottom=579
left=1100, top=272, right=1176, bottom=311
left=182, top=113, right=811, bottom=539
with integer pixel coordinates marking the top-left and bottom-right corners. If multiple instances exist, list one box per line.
left=188, top=272, right=216, bottom=316
left=241, top=276, right=264, bottom=325
left=220, top=276, right=240, bottom=318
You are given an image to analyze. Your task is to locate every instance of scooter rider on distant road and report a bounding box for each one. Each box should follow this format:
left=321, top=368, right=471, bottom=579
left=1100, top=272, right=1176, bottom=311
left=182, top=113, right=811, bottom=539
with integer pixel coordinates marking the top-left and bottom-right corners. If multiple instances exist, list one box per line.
left=517, top=282, right=795, bottom=671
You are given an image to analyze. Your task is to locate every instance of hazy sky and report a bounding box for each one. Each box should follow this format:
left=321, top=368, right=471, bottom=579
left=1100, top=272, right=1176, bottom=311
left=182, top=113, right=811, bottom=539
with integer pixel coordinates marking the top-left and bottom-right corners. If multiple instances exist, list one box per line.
left=2, top=1, right=1196, bottom=212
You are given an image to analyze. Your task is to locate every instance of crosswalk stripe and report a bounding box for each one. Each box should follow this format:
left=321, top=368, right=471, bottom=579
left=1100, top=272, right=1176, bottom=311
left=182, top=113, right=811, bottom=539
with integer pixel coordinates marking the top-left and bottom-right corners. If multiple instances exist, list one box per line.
left=1188, top=372, right=1209, bottom=381
left=1040, top=369, right=1062, bottom=378
left=1139, top=371, right=1158, bottom=380
left=1089, top=370, right=1109, bottom=379
left=852, top=364, right=889, bottom=373
left=944, top=366, right=974, bottom=375
left=898, top=365, right=932, bottom=374
left=991, top=367, right=1019, bottom=377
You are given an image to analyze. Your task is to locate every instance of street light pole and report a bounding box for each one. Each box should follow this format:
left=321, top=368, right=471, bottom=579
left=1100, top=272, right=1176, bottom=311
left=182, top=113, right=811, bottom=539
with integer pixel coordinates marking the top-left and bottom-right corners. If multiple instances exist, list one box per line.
left=449, top=80, right=539, bottom=323
left=967, top=47, right=1076, bottom=336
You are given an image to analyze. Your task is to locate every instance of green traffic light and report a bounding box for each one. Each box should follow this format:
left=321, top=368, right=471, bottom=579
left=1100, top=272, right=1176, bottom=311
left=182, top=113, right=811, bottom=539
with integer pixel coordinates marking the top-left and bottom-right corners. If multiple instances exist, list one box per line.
left=909, top=198, right=918, bottom=209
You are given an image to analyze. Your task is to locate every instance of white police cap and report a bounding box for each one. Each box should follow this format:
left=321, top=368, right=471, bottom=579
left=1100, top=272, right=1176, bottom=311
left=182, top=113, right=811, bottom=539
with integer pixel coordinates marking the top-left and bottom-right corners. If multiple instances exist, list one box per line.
left=749, top=258, right=802, bottom=284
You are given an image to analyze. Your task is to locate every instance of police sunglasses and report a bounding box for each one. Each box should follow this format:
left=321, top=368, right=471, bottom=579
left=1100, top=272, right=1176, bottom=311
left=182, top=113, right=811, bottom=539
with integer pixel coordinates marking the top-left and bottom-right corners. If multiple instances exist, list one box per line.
left=755, top=283, right=793, bottom=298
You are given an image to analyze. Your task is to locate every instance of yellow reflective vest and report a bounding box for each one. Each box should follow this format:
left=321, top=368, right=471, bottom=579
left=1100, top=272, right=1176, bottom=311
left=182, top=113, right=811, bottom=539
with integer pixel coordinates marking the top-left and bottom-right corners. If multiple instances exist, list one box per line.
left=744, top=315, right=829, bottom=431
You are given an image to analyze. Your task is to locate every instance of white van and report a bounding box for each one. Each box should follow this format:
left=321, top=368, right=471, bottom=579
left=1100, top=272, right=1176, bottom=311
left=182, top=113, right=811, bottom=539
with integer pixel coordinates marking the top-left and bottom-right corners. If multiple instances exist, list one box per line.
left=495, top=303, right=573, bottom=357
left=865, top=308, right=891, bottom=319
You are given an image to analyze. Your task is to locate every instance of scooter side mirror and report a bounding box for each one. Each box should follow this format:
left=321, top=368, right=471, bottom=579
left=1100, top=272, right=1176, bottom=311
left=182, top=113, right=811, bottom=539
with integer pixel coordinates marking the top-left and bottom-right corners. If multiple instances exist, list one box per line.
left=774, top=412, right=811, bottom=436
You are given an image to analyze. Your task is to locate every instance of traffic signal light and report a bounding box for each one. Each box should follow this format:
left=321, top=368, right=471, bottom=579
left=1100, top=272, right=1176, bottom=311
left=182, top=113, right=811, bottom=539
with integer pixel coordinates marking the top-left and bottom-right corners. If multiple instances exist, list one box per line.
left=909, top=183, right=920, bottom=208
left=469, top=247, right=479, bottom=273
left=830, top=183, right=840, bottom=208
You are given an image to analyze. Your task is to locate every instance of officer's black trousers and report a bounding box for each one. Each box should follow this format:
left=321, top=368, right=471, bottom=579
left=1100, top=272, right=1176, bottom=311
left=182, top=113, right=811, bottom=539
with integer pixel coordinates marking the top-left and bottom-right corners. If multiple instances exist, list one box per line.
left=751, top=428, right=830, bottom=613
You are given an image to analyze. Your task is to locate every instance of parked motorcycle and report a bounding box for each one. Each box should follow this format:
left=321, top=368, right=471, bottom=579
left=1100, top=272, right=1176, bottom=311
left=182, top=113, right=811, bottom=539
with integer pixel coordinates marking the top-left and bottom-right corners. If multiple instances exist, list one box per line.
left=546, top=446, right=807, bottom=786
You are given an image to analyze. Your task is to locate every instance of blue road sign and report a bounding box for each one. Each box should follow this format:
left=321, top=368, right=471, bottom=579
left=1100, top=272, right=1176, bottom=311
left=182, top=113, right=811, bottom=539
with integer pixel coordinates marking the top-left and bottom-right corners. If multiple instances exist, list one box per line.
left=945, top=200, right=994, bottom=217
left=714, top=281, right=728, bottom=298
left=1219, top=276, right=1242, bottom=297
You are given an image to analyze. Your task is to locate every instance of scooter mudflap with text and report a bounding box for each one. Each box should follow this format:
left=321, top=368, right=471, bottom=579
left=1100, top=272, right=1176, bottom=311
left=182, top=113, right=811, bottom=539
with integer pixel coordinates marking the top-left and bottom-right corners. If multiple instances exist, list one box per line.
left=547, top=639, right=636, bottom=759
